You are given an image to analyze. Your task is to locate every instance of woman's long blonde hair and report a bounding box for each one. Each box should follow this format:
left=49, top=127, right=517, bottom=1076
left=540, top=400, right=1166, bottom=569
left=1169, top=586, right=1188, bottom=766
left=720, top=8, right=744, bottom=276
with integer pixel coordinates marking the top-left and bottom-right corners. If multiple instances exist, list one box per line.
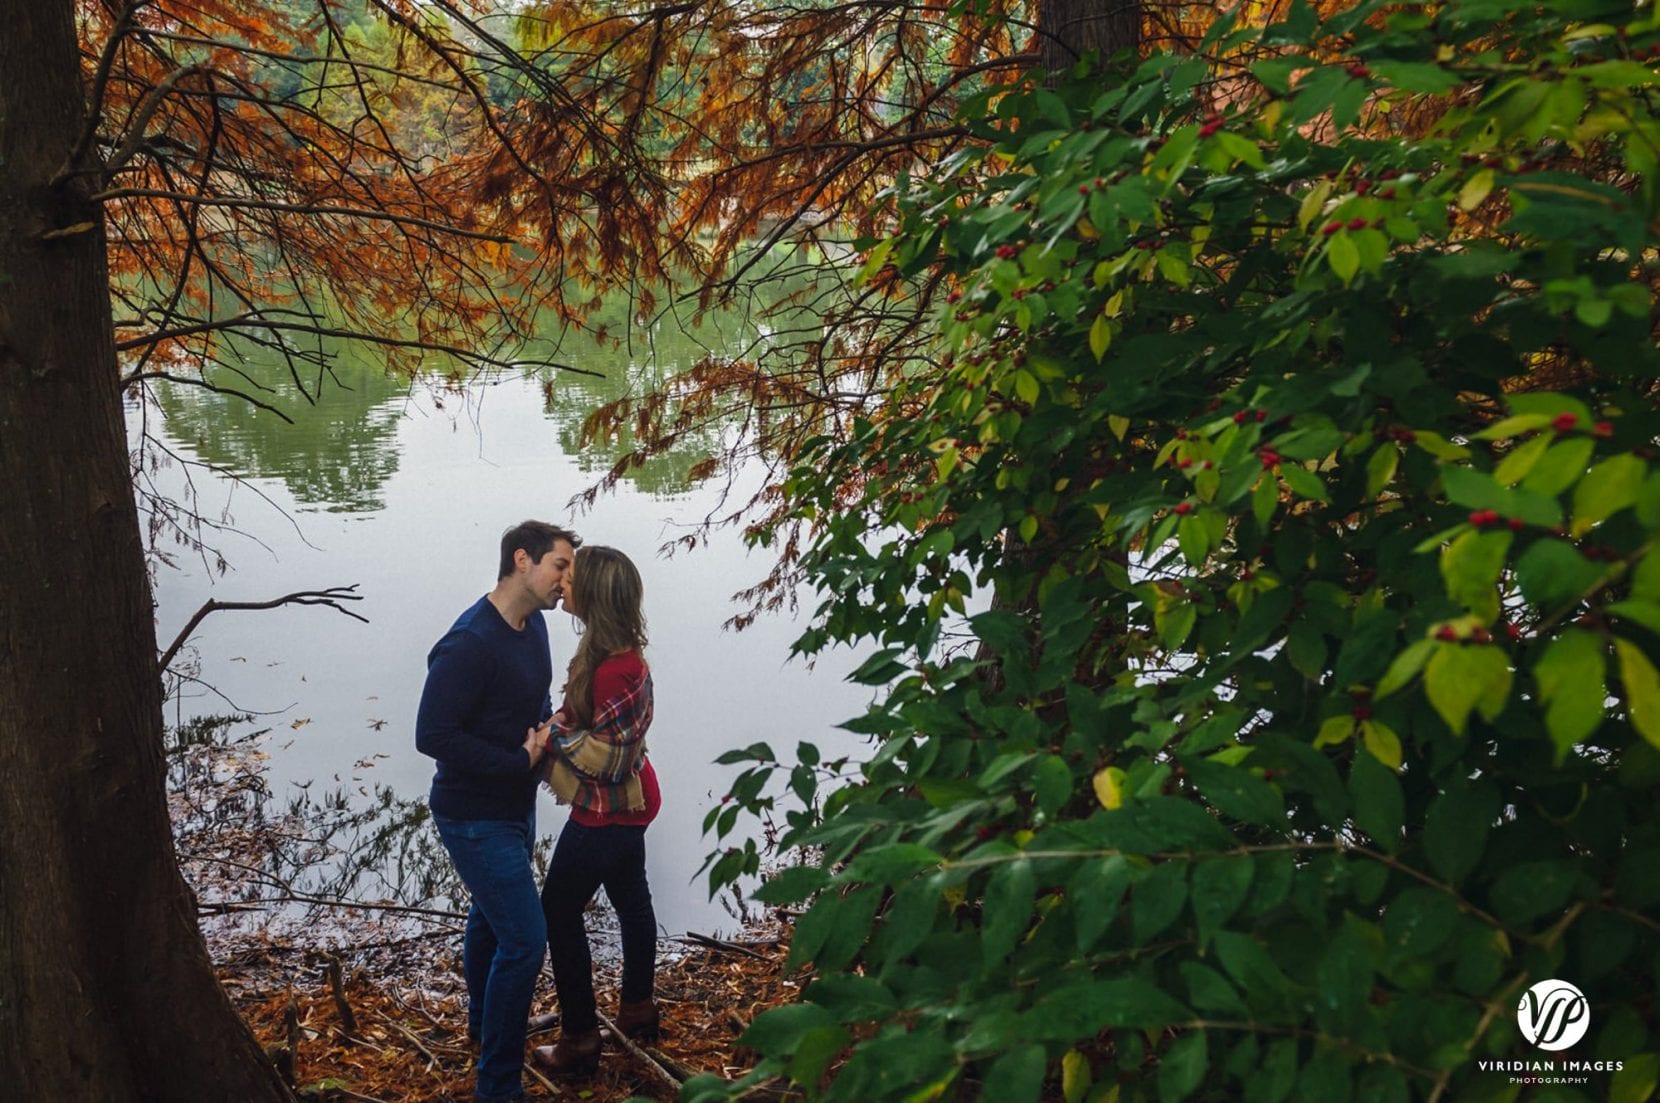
left=563, top=545, right=647, bottom=726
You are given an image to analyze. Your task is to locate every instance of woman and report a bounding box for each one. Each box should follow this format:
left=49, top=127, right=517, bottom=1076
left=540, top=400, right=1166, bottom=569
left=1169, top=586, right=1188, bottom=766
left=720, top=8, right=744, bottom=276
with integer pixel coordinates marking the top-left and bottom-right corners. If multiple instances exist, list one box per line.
left=532, top=545, right=662, bottom=1078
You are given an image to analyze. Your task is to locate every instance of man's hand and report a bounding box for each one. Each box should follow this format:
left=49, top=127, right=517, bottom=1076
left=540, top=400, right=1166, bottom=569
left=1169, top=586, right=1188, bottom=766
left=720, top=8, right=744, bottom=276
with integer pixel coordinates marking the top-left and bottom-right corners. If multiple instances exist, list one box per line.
left=523, top=724, right=548, bottom=769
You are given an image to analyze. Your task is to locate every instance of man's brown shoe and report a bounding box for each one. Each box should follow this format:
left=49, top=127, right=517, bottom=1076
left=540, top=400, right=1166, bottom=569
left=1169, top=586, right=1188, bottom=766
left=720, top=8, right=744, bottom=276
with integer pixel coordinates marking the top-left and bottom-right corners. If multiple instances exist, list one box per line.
left=614, top=999, right=661, bottom=1042
left=530, top=1030, right=601, bottom=1078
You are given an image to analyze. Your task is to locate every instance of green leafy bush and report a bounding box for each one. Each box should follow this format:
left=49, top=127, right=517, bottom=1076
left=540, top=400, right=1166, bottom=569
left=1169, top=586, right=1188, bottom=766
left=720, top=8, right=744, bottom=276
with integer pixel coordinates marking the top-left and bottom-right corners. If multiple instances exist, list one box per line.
left=702, top=2, right=1660, bottom=1100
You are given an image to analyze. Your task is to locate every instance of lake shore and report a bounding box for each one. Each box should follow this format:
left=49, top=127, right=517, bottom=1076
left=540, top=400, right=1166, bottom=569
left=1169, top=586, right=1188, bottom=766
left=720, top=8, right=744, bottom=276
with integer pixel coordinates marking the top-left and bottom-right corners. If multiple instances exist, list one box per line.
left=218, top=917, right=797, bottom=1102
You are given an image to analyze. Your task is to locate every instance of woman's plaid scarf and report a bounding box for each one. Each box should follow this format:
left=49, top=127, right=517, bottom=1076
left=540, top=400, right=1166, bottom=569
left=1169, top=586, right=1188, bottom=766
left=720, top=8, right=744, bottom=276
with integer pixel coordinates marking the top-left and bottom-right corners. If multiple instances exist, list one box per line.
left=540, top=669, right=653, bottom=814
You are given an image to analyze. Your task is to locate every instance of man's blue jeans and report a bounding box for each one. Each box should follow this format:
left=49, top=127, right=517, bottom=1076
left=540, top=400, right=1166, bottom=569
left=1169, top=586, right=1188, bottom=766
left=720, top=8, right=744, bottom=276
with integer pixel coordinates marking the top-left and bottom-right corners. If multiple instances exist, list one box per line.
left=434, top=811, right=544, bottom=1103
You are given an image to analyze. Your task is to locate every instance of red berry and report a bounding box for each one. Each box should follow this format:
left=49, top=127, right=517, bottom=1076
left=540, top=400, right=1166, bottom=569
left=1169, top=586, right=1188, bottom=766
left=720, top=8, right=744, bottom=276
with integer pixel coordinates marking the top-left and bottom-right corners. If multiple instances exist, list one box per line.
left=1260, top=450, right=1281, bottom=468
left=1322, top=221, right=1343, bottom=235
left=1347, top=63, right=1371, bottom=79
left=1356, top=180, right=1372, bottom=195
left=1379, top=187, right=1396, bottom=199
left=1506, top=622, right=1522, bottom=641
left=1435, top=626, right=1459, bottom=641
left=1174, top=501, right=1193, bottom=515
left=1255, top=409, right=1268, bottom=422
left=1348, top=217, right=1368, bottom=231
left=1178, top=458, right=1193, bottom=469
left=1507, top=517, right=1524, bottom=531
left=1233, top=410, right=1249, bottom=424
left=1353, top=704, right=1373, bottom=721
left=946, top=289, right=962, bottom=303
left=1470, top=626, right=1492, bottom=644
left=1551, top=412, right=1578, bottom=431
left=1199, top=120, right=1222, bottom=137
left=1203, top=461, right=1214, bottom=470
left=1594, top=420, right=1614, bottom=438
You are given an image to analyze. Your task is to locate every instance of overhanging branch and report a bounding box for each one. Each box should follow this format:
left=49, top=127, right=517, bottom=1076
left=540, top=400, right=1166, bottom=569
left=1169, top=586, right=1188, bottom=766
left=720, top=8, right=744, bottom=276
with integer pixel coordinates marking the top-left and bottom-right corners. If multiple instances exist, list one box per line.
left=159, top=585, right=368, bottom=674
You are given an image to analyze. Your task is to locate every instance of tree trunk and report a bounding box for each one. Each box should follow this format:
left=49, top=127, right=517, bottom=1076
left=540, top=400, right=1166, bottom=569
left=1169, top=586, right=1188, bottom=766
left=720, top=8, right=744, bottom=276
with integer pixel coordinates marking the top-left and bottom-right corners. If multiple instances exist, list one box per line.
left=1039, top=0, right=1142, bottom=77
left=0, top=3, right=291, bottom=1099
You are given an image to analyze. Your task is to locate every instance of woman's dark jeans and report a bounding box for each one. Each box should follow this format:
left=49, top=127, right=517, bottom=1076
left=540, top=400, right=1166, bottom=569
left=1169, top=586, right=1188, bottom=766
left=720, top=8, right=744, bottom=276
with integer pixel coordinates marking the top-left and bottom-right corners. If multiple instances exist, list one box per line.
left=540, top=820, right=656, bottom=1034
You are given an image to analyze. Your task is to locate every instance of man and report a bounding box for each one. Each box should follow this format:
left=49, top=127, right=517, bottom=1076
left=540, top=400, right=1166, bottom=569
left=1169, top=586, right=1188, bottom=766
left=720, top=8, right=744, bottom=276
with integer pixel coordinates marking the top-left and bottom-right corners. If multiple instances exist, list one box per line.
left=416, top=520, right=579, bottom=1103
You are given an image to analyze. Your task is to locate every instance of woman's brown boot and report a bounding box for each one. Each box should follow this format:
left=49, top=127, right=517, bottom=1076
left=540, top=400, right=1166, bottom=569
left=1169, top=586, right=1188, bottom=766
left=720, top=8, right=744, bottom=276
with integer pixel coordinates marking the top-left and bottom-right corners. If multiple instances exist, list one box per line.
left=615, top=999, right=661, bottom=1042
left=530, top=1029, right=601, bottom=1077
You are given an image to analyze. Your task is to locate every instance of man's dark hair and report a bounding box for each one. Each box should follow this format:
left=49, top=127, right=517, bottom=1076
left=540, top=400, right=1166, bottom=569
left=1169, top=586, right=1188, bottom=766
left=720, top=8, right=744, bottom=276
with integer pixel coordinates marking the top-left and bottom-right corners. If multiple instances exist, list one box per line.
left=498, top=520, right=581, bottom=579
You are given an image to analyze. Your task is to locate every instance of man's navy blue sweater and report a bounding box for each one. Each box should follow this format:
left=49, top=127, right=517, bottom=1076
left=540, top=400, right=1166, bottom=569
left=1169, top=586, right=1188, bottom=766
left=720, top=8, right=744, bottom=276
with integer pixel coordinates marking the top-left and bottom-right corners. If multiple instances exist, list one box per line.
left=415, top=595, right=554, bottom=821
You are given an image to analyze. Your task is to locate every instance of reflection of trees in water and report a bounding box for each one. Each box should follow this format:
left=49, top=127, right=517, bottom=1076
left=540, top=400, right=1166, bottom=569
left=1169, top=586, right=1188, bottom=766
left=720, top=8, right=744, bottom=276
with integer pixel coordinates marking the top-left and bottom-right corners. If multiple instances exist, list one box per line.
left=522, top=257, right=830, bottom=501
left=169, top=716, right=552, bottom=918
left=152, top=332, right=409, bottom=514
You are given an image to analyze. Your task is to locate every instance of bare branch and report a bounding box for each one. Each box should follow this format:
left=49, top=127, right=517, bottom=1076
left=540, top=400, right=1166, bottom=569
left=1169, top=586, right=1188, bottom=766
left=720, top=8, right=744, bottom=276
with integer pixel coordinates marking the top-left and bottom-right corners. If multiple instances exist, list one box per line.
left=159, top=586, right=368, bottom=674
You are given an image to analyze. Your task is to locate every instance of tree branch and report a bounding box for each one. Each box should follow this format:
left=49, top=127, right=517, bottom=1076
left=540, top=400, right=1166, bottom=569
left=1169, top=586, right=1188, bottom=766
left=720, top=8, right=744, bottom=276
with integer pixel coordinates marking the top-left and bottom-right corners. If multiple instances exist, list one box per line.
left=87, top=188, right=515, bottom=243
left=159, top=585, right=367, bottom=673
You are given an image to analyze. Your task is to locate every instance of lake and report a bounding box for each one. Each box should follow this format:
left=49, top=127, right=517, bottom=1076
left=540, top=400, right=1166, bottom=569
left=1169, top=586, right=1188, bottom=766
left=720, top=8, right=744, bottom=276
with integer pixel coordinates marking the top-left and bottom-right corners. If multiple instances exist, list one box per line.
left=141, top=300, right=873, bottom=939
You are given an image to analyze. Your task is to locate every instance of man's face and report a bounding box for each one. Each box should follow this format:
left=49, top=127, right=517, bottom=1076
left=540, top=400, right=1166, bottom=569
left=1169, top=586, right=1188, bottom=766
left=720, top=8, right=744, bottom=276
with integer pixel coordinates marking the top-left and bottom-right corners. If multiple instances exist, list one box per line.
left=523, top=540, right=575, bottom=610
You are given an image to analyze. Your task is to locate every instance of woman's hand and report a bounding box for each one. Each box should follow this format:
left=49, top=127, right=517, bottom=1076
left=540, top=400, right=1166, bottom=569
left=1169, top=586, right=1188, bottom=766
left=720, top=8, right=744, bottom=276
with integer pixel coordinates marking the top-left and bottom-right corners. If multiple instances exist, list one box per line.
left=524, top=723, right=549, bottom=768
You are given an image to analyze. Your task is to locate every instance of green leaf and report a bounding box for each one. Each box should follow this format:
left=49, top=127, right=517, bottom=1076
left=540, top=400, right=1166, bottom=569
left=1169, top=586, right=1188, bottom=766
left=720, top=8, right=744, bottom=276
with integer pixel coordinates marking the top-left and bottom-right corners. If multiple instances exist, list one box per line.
left=1493, top=432, right=1553, bottom=486
left=1609, top=600, right=1660, bottom=634
left=841, top=843, right=942, bottom=884
left=1032, top=753, right=1073, bottom=818
left=1132, top=860, right=1189, bottom=945
left=1089, top=313, right=1111, bottom=361
left=1359, top=720, right=1403, bottom=770
left=1371, top=60, right=1460, bottom=92
left=982, top=1044, right=1046, bottom=1103
left=1158, top=1031, right=1208, bottom=1103
left=754, top=864, right=830, bottom=905
left=1190, top=854, right=1254, bottom=949
left=805, top=973, right=898, bottom=1021
left=982, top=858, right=1036, bottom=964
left=1442, top=466, right=1562, bottom=527
left=1424, top=645, right=1511, bottom=734
left=1383, top=885, right=1459, bottom=961
left=849, top=648, right=908, bottom=685
left=1459, top=168, right=1495, bottom=210
left=1521, top=436, right=1596, bottom=496
left=1611, top=1053, right=1659, bottom=1103
left=1062, top=1050, right=1093, bottom=1103
left=1279, top=462, right=1328, bottom=502
left=785, top=1025, right=851, bottom=1088
left=1328, top=232, right=1359, bottom=283
left=740, top=1003, right=839, bottom=1058
left=1423, top=780, right=1500, bottom=885
left=1253, top=471, right=1279, bottom=526
left=1366, top=444, right=1400, bottom=498
left=1572, top=454, right=1646, bottom=537
left=1375, top=639, right=1435, bottom=699
left=1185, top=758, right=1286, bottom=826
left=1516, top=539, right=1603, bottom=609
left=1287, top=622, right=1326, bottom=679
left=1071, top=855, right=1132, bottom=951
left=1615, top=638, right=1660, bottom=750
left=870, top=877, right=938, bottom=964
left=1535, top=629, right=1607, bottom=756
left=1183, top=961, right=1246, bottom=1017
left=1491, top=860, right=1579, bottom=925
left=1440, top=529, right=1512, bottom=621
left=1349, top=751, right=1404, bottom=850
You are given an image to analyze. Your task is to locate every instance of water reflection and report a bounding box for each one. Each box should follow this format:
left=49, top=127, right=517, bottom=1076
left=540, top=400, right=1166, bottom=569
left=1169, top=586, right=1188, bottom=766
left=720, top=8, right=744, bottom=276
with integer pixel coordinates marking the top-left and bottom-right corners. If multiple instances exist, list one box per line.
left=153, top=333, right=409, bottom=513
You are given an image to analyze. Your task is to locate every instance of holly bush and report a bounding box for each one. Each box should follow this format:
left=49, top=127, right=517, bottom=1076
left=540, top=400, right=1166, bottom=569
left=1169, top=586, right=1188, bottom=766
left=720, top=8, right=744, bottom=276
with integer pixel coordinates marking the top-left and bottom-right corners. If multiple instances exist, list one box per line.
left=697, top=2, right=1660, bottom=1101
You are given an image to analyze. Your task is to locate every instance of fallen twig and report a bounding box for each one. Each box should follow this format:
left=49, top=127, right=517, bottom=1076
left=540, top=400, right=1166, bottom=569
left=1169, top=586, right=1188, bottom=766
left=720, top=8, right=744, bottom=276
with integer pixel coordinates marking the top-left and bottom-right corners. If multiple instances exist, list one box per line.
left=597, top=1007, right=682, bottom=1091
left=674, top=931, right=769, bottom=961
